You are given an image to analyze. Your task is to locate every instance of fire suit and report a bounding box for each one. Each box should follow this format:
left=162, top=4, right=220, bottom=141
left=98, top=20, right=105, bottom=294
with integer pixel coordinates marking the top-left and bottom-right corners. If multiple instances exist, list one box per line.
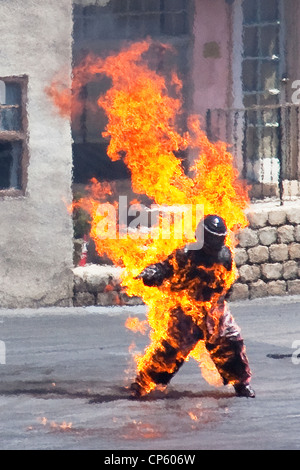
left=132, top=242, right=252, bottom=395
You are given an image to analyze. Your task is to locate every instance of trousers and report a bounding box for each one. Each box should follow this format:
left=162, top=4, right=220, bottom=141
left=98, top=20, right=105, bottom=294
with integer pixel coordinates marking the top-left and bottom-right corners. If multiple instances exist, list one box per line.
left=135, top=302, right=252, bottom=391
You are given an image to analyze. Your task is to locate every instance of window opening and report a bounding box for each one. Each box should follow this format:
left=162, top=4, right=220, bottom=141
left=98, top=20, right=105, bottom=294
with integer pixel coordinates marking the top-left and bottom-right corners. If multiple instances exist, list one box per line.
left=242, top=0, right=283, bottom=185
left=0, top=77, right=28, bottom=195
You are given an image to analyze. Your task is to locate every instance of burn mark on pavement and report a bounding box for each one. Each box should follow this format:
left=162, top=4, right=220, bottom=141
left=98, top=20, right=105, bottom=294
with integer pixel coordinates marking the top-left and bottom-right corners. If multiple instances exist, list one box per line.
left=0, top=382, right=236, bottom=402
left=267, top=353, right=298, bottom=359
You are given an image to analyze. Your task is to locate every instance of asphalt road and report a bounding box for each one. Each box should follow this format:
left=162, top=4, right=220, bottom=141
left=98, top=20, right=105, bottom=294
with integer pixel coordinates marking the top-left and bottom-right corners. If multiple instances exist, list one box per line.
left=0, top=296, right=300, bottom=450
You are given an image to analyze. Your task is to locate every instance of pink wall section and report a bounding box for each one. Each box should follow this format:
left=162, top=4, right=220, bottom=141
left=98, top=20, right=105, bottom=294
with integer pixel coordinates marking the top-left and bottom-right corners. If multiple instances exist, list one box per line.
left=192, top=0, right=232, bottom=120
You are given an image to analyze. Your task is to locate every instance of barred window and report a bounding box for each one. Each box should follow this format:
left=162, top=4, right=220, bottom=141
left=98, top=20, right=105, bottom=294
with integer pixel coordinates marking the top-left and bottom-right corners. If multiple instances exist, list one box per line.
left=74, top=0, right=191, bottom=41
left=242, top=0, right=282, bottom=173
left=0, top=76, right=28, bottom=196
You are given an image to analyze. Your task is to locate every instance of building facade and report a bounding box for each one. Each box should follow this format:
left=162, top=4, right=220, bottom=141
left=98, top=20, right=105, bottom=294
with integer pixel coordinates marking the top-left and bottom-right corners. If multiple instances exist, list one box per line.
left=73, top=0, right=300, bottom=202
left=1, top=0, right=299, bottom=308
left=0, top=0, right=74, bottom=308
left=193, top=0, right=300, bottom=200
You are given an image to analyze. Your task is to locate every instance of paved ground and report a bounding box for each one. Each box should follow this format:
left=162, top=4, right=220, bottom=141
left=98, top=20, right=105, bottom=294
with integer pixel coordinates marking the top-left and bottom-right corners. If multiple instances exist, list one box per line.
left=0, top=296, right=300, bottom=450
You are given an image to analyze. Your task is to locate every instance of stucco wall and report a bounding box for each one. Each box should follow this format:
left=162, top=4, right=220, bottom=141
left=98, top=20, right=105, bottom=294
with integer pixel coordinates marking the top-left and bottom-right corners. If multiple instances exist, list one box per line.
left=0, top=0, right=74, bottom=308
left=192, top=0, right=232, bottom=118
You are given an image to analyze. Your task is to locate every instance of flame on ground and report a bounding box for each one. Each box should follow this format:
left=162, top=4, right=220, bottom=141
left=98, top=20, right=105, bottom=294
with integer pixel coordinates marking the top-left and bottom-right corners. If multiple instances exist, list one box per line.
left=125, top=317, right=148, bottom=335
left=37, top=417, right=72, bottom=432
left=48, top=40, right=250, bottom=392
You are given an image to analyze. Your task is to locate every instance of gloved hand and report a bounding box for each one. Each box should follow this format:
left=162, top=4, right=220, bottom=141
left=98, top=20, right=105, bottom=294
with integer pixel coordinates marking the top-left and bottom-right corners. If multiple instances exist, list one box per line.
left=134, top=265, right=164, bottom=287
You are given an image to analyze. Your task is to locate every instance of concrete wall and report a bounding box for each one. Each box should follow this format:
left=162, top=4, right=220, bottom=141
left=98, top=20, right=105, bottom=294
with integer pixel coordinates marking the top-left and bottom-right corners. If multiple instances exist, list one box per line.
left=0, top=0, right=74, bottom=308
left=192, top=0, right=232, bottom=117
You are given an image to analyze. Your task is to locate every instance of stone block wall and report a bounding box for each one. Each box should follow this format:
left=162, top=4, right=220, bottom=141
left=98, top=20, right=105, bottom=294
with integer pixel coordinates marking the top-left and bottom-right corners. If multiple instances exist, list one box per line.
left=230, top=204, right=300, bottom=301
left=73, top=203, right=300, bottom=306
left=73, top=265, right=144, bottom=307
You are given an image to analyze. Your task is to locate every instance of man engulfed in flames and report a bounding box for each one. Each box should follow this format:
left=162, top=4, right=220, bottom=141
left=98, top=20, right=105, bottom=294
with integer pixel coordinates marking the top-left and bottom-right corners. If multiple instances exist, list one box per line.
left=47, top=40, right=255, bottom=400
left=131, top=214, right=255, bottom=399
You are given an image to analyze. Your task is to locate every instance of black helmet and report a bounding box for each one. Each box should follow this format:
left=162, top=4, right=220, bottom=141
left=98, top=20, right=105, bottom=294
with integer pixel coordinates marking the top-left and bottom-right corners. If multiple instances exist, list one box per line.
left=204, top=215, right=227, bottom=237
left=196, top=215, right=227, bottom=251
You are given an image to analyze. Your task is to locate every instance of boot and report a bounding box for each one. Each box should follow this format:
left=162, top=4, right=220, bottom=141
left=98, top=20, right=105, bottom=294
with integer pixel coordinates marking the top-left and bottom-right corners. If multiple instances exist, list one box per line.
left=234, top=383, right=255, bottom=398
left=130, top=381, right=145, bottom=399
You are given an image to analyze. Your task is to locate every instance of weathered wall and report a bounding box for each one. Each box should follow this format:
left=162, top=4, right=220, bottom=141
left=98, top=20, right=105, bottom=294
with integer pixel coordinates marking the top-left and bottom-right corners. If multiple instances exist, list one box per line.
left=0, top=0, right=74, bottom=307
left=192, top=0, right=232, bottom=117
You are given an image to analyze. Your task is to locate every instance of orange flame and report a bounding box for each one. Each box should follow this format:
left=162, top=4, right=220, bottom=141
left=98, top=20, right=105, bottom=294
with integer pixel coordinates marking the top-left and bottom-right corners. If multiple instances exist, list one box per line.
left=48, top=40, right=250, bottom=391
left=38, top=417, right=72, bottom=431
left=125, top=317, right=148, bottom=335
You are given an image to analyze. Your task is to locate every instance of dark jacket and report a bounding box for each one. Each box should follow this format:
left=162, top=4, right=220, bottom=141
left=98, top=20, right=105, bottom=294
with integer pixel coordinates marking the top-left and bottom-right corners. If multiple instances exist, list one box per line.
left=138, top=243, right=233, bottom=302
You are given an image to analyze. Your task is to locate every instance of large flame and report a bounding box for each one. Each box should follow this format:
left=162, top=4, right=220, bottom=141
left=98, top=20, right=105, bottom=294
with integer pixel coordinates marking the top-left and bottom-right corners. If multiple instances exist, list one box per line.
left=48, top=40, right=250, bottom=392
